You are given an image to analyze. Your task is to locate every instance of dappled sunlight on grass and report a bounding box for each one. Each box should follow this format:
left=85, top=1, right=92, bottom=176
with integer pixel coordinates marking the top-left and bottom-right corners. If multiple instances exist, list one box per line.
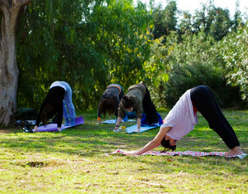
left=0, top=110, right=248, bottom=193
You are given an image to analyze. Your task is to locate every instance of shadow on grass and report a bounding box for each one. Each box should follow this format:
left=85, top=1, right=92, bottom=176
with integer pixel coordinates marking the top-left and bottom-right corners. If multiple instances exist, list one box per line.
left=0, top=110, right=248, bottom=175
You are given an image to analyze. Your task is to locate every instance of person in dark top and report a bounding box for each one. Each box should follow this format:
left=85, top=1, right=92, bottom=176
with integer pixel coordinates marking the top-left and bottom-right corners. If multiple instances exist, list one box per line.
left=97, top=84, right=124, bottom=122
left=33, top=81, right=76, bottom=132
left=114, top=82, right=162, bottom=132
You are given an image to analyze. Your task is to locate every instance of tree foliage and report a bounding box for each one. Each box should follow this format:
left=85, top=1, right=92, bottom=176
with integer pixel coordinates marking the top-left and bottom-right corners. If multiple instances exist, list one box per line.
left=144, top=31, right=242, bottom=108
left=13, top=0, right=247, bottom=115
left=221, top=23, right=248, bottom=101
left=179, top=4, right=234, bottom=41
left=152, top=0, right=177, bottom=39
left=16, top=0, right=152, bottom=110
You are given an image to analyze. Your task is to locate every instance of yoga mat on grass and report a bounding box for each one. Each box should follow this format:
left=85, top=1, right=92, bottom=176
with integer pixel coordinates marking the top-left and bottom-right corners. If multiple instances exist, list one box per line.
left=113, top=149, right=247, bottom=159
left=35, top=116, right=84, bottom=132
left=101, top=119, right=135, bottom=124
left=126, top=123, right=161, bottom=134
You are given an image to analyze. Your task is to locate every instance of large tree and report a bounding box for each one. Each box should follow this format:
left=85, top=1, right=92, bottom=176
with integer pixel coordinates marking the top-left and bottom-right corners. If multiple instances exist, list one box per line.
left=16, top=0, right=152, bottom=110
left=0, top=0, right=29, bottom=125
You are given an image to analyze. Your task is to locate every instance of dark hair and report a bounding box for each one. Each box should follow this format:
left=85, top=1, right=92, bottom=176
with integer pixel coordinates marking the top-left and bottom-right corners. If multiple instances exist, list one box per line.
left=121, top=96, right=134, bottom=109
left=40, top=104, right=55, bottom=125
left=99, top=97, right=118, bottom=116
left=161, top=138, right=176, bottom=151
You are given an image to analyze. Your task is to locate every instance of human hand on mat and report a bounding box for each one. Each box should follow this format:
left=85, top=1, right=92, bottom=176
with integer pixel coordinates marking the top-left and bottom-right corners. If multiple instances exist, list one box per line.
left=33, top=125, right=38, bottom=132
left=136, top=118, right=141, bottom=132
left=114, top=117, right=123, bottom=132
left=122, top=150, right=138, bottom=156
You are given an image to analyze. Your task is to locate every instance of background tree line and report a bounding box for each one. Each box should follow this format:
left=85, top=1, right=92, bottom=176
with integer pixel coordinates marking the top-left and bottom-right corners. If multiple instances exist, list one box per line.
left=1, top=0, right=247, bottom=125
left=16, top=0, right=152, bottom=112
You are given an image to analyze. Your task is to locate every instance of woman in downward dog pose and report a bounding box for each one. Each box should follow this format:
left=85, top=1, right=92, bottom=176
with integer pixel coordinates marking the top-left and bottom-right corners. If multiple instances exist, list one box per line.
left=33, top=81, right=76, bottom=132
left=122, top=85, right=246, bottom=157
left=97, top=84, right=124, bottom=122
left=114, top=82, right=162, bottom=132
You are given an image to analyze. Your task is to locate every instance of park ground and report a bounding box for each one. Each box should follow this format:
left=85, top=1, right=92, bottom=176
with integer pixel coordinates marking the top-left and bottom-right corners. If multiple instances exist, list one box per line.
left=0, top=109, right=248, bottom=193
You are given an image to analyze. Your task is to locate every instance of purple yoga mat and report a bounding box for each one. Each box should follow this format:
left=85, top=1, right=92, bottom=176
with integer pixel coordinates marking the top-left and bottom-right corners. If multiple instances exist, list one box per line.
left=35, top=116, right=84, bottom=132
left=113, top=149, right=247, bottom=159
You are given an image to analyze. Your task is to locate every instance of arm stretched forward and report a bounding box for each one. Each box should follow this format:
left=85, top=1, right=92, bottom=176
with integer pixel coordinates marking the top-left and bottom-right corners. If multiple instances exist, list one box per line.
left=123, top=126, right=172, bottom=156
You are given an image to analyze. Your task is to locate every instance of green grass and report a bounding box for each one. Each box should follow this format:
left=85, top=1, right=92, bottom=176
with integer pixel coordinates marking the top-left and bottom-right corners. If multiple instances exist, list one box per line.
left=0, top=110, right=248, bottom=193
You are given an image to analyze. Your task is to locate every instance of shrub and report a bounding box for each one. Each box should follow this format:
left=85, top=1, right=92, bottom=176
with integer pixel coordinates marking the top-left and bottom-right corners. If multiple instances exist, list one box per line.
left=145, top=31, right=242, bottom=108
left=221, top=23, right=248, bottom=101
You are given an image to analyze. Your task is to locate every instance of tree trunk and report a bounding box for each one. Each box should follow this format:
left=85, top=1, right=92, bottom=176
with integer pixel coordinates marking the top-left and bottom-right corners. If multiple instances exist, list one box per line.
left=0, top=0, right=29, bottom=126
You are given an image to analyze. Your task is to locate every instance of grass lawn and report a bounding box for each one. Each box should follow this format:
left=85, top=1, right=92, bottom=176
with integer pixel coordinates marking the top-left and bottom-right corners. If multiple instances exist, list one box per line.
left=0, top=110, right=248, bottom=193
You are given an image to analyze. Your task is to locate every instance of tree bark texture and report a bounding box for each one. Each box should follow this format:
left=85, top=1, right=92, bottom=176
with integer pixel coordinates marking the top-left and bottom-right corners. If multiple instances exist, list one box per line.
left=0, top=0, right=29, bottom=125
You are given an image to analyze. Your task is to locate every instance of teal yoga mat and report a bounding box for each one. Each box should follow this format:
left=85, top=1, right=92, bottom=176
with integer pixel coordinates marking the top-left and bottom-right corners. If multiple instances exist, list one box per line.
left=101, top=119, right=135, bottom=124
left=126, top=123, right=161, bottom=134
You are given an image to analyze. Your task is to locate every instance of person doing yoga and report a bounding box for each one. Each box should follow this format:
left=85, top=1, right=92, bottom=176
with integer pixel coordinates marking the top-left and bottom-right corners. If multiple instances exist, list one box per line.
left=97, top=84, right=124, bottom=122
left=114, top=82, right=162, bottom=132
left=121, top=85, right=246, bottom=157
left=33, top=81, right=76, bottom=132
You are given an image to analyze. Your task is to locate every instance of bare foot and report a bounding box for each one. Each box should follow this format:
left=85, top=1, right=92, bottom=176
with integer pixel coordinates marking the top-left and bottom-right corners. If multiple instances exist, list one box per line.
left=225, top=146, right=244, bottom=157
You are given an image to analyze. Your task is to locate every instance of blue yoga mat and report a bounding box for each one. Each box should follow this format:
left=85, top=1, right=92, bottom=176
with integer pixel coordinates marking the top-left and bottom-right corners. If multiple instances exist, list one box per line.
left=101, top=119, right=135, bottom=124
left=126, top=123, right=161, bottom=134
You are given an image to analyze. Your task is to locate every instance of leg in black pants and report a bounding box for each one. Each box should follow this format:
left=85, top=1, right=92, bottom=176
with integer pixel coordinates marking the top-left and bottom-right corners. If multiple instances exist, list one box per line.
left=190, top=85, right=240, bottom=149
left=142, top=85, right=159, bottom=124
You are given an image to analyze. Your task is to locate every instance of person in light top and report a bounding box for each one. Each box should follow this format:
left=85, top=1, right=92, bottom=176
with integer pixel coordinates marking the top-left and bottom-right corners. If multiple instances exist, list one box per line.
left=121, top=85, right=245, bottom=157
left=33, top=81, right=76, bottom=132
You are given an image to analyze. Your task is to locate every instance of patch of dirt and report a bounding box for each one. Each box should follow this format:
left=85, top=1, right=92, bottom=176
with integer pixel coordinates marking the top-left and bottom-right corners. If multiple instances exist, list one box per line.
left=17, top=160, right=65, bottom=168
left=27, top=161, right=47, bottom=168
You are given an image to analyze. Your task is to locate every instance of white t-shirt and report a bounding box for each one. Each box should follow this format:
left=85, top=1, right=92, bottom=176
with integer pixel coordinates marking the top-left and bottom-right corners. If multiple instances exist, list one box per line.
left=161, top=89, right=198, bottom=140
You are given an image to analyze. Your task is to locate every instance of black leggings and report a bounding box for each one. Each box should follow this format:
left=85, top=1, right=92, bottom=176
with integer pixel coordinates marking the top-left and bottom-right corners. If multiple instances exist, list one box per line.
left=142, top=85, right=158, bottom=124
left=190, top=85, right=240, bottom=149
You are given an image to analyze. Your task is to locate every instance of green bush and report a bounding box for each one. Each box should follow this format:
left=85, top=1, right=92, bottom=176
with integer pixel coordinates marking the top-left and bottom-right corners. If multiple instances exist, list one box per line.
left=145, top=31, right=242, bottom=108
left=161, top=63, right=241, bottom=108
left=221, top=23, right=248, bottom=101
